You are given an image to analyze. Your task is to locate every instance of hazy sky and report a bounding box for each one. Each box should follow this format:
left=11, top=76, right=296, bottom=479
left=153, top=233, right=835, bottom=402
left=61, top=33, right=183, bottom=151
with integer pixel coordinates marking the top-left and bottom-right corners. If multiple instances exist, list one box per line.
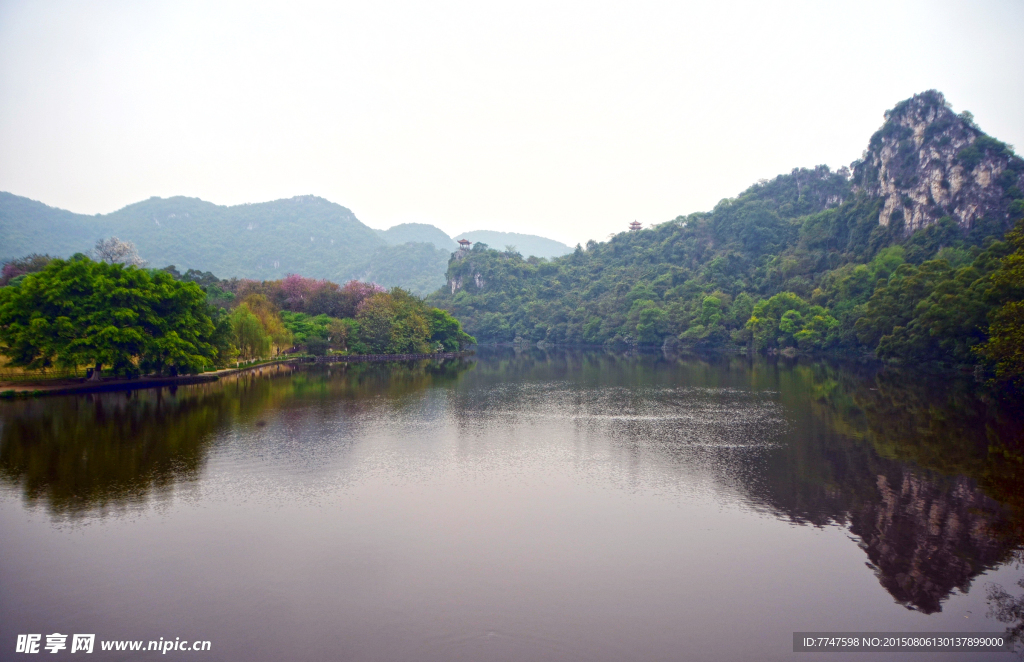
left=1, top=1, right=1022, bottom=246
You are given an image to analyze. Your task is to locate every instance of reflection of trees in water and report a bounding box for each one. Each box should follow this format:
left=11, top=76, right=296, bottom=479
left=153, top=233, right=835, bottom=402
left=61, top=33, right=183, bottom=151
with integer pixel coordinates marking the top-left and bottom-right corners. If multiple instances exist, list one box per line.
left=0, top=388, right=226, bottom=517
left=0, top=359, right=473, bottom=517
left=987, top=552, right=1024, bottom=654
left=734, top=359, right=1023, bottom=615
left=474, top=347, right=1024, bottom=614
left=3, top=347, right=1020, bottom=615
left=747, top=360, right=1023, bottom=614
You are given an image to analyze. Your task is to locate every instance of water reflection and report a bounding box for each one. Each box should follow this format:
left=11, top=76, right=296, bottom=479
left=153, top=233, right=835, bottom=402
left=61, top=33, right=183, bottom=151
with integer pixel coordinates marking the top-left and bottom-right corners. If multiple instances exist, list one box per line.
left=743, top=360, right=1024, bottom=614
left=0, top=359, right=475, bottom=517
left=987, top=552, right=1024, bottom=651
left=1, top=348, right=1021, bottom=623
left=465, top=348, right=1024, bottom=614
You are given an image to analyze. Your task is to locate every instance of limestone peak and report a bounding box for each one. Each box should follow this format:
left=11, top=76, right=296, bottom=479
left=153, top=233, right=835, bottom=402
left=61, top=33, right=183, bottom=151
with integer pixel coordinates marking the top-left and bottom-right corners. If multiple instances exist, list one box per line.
left=853, top=90, right=1024, bottom=234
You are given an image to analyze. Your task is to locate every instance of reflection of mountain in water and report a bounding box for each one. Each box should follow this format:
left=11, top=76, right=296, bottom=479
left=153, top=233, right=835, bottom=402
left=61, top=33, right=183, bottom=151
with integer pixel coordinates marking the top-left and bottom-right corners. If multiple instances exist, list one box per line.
left=728, top=356, right=1021, bottom=615
left=0, top=359, right=473, bottom=516
left=725, top=355, right=1022, bottom=615
left=853, top=470, right=1008, bottom=614
left=757, top=430, right=1013, bottom=615
left=469, top=347, right=1024, bottom=615
left=1, top=347, right=1020, bottom=617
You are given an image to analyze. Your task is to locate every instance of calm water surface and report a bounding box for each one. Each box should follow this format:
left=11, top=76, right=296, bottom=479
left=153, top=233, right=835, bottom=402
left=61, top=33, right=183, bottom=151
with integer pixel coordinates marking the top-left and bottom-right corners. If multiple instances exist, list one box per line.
left=1, top=348, right=1022, bottom=661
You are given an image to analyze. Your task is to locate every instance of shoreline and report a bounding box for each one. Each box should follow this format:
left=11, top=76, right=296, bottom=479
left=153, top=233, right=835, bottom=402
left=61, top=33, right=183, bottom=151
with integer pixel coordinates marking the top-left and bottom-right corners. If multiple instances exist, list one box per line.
left=306, top=351, right=470, bottom=363
left=0, top=359, right=297, bottom=398
left=0, top=352, right=473, bottom=398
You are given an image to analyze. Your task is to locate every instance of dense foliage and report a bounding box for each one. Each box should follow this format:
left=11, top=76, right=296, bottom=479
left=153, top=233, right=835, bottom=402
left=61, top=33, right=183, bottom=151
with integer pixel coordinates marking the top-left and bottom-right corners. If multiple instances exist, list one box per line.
left=0, top=253, right=53, bottom=286
left=180, top=272, right=474, bottom=359
left=0, top=258, right=475, bottom=379
left=274, top=285, right=475, bottom=355
left=978, top=221, right=1024, bottom=386
left=0, top=256, right=225, bottom=377
left=430, top=165, right=1024, bottom=385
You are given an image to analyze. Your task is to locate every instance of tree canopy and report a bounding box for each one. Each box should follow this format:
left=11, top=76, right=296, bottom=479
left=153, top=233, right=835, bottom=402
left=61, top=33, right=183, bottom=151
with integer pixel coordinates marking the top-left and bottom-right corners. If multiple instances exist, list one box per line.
left=0, top=259, right=477, bottom=378
left=0, top=256, right=220, bottom=377
left=978, top=220, right=1024, bottom=386
left=178, top=272, right=475, bottom=359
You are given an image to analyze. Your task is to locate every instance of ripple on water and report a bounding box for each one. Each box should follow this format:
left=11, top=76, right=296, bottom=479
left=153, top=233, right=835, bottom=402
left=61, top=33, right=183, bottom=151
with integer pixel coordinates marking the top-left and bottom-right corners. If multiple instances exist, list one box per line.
left=183, top=381, right=789, bottom=514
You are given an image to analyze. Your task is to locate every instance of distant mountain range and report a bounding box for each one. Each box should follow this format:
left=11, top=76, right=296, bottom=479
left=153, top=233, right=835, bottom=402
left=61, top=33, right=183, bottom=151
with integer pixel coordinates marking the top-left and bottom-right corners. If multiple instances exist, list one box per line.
left=0, top=193, right=571, bottom=295
left=375, top=223, right=458, bottom=250
left=453, top=231, right=572, bottom=259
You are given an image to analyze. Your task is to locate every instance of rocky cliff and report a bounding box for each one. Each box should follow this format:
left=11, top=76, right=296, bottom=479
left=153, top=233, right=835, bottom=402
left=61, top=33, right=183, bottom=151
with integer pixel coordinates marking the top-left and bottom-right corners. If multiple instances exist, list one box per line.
left=853, top=90, right=1024, bottom=234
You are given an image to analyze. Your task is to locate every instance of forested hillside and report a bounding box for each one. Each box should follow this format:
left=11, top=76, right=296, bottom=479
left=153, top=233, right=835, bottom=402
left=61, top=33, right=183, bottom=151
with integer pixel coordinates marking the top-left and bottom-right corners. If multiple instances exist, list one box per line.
left=351, top=242, right=452, bottom=295
left=429, top=91, right=1024, bottom=379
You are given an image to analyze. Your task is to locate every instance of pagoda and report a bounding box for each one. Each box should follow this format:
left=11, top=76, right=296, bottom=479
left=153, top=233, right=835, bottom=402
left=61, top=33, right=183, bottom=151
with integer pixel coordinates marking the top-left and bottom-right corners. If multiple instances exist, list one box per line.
left=629, top=221, right=642, bottom=232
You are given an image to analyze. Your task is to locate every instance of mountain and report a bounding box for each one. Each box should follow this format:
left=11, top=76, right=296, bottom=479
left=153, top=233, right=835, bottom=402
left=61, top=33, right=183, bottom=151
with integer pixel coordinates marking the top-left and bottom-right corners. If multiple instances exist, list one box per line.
left=454, top=230, right=572, bottom=259
left=376, top=223, right=457, bottom=250
left=0, top=193, right=456, bottom=294
left=853, top=89, right=1023, bottom=234
left=0, top=193, right=379, bottom=277
left=1, top=194, right=577, bottom=296
left=373, top=224, right=573, bottom=259
left=0, top=192, right=100, bottom=258
left=350, top=242, right=452, bottom=295
left=429, top=91, right=1024, bottom=372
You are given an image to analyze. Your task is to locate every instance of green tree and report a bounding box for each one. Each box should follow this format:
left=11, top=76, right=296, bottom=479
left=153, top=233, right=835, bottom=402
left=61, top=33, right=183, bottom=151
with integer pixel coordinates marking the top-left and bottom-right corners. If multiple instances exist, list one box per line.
left=428, top=308, right=476, bottom=351
left=355, top=292, right=400, bottom=353
left=978, top=219, right=1024, bottom=385
left=700, top=296, right=722, bottom=326
left=745, top=292, right=838, bottom=351
left=229, top=305, right=270, bottom=360
left=636, top=305, right=668, bottom=343
left=326, top=317, right=358, bottom=351
left=239, top=294, right=293, bottom=355
left=0, top=256, right=219, bottom=377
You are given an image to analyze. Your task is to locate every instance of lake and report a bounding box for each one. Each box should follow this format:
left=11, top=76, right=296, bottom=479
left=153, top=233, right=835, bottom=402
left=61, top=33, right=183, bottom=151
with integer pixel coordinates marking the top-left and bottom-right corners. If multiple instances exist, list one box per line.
left=1, top=348, right=1022, bottom=661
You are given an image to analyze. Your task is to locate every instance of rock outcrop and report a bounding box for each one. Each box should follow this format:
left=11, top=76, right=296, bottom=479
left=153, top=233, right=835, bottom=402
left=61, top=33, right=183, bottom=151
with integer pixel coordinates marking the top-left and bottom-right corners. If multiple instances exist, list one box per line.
left=853, top=90, right=1024, bottom=234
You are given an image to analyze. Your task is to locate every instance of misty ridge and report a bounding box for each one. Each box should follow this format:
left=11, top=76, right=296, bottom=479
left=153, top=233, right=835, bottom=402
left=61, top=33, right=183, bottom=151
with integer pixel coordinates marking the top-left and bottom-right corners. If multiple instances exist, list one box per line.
left=0, top=192, right=573, bottom=296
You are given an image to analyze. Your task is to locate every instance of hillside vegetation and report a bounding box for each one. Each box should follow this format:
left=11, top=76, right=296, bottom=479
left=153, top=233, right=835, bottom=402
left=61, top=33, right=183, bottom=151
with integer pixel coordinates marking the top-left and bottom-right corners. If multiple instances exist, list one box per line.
left=429, top=92, right=1024, bottom=382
